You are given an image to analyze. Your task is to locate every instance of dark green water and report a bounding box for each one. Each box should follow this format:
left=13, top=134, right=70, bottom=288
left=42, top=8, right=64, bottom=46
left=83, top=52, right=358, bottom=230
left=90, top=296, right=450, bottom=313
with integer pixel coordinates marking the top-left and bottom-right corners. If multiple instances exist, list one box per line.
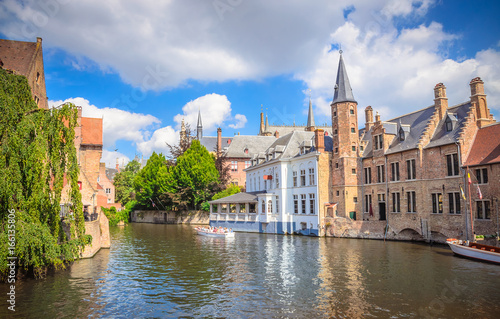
left=2, top=223, right=500, bottom=318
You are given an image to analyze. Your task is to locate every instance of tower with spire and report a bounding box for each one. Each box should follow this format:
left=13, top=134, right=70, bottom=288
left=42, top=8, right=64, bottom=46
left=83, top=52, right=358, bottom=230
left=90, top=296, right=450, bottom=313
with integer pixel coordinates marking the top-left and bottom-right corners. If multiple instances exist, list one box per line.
left=197, top=110, right=203, bottom=140
left=305, top=97, right=316, bottom=132
left=331, top=50, right=361, bottom=217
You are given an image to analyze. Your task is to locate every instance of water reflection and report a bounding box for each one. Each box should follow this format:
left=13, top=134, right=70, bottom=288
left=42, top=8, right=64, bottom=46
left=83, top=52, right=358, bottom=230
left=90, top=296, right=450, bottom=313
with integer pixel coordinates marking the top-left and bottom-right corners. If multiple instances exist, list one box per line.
left=1, top=224, right=500, bottom=318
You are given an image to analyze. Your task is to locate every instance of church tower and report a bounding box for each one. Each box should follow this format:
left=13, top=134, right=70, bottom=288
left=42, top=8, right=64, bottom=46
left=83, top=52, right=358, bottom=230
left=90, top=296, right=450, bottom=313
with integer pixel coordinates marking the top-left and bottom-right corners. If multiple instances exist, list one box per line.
left=305, top=98, right=316, bottom=132
left=331, top=51, right=361, bottom=217
left=197, top=110, right=203, bottom=140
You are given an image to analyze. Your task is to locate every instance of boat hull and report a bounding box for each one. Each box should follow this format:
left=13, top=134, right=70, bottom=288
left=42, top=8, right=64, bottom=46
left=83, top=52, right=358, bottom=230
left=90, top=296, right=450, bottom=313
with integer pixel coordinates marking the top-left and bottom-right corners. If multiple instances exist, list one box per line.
left=196, top=230, right=235, bottom=238
left=448, top=242, right=500, bottom=264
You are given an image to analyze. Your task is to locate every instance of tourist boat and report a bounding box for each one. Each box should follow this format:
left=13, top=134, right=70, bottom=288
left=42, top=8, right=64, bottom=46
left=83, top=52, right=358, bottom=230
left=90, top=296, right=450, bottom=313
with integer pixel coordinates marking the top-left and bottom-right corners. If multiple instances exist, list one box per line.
left=446, top=238, right=500, bottom=264
left=195, top=227, right=235, bottom=238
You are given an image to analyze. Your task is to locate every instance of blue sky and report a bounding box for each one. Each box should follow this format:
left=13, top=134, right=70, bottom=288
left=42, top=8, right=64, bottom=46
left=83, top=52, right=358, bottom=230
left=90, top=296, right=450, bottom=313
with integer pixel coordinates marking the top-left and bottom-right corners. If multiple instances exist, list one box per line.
left=1, top=0, right=499, bottom=166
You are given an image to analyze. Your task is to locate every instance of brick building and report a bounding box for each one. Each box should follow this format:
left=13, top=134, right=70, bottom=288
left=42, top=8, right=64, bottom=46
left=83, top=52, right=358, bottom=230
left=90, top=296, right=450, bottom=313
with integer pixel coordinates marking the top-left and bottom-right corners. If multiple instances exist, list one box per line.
left=328, top=52, right=498, bottom=243
left=0, top=37, right=48, bottom=109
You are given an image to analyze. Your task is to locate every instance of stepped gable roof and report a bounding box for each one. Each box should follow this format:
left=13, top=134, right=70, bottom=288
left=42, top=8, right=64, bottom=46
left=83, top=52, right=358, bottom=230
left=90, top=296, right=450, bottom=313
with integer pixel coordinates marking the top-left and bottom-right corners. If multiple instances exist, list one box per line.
left=426, top=102, right=471, bottom=149
left=332, top=53, right=356, bottom=104
left=81, top=117, right=103, bottom=145
left=224, top=135, right=276, bottom=158
left=208, top=191, right=263, bottom=204
left=0, top=38, right=38, bottom=76
left=199, top=136, right=232, bottom=152
left=464, top=122, right=500, bottom=166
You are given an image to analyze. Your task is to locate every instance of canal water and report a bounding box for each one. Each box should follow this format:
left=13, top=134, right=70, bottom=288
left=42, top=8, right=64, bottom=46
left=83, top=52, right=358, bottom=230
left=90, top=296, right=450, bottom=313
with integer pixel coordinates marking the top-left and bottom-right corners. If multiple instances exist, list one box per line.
left=2, top=223, right=500, bottom=318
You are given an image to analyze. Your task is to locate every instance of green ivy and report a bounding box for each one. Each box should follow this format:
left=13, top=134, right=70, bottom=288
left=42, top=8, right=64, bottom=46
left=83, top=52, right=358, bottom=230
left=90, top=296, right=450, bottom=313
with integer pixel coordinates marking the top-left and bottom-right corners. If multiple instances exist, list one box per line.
left=0, top=68, right=86, bottom=279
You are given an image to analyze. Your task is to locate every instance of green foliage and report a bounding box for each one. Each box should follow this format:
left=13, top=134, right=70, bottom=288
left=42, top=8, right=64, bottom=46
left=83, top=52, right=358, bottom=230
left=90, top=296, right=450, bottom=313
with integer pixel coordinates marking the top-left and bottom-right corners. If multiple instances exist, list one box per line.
left=212, top=184, right=242, bottom=200
left=113, top=160, right=141, bottom=205
left=0, top=68, right=85, bottom=279
left=170, top=140, right=219, bottom=210
left=102, top=200, right=137, bottom=226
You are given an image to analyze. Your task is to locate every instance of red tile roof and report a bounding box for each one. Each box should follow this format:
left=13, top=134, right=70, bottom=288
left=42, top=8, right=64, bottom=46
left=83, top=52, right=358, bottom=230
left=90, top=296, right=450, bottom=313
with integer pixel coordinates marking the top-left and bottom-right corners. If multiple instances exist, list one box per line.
left=464, top=123, right=500, bottom=166
left=81, top=117, right=103, bottom=145
left=0, top=39, right=38, bottom=76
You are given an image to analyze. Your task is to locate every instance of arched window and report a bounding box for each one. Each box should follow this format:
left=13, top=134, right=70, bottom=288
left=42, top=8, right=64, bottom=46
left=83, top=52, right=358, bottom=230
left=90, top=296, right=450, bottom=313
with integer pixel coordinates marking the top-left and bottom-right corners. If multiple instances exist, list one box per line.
left=262, top=200, right=266, bottom=214
left=268, top=200, right=272, bottom=214
left=445, top=117, right=453, bottom=132
left=399, top=127, right=405, bottom=141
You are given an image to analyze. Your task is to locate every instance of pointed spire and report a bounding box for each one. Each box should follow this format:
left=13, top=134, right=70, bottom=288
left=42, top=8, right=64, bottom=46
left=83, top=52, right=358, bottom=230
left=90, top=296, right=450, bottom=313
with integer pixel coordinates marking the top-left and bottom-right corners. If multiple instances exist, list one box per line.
left=265, top=115, right=269, bottom=132
left=332, top=51, right=356, bottom=104
left=197, top=109, right=203, bottom=140
left=306, top=98, right=315, bottom=129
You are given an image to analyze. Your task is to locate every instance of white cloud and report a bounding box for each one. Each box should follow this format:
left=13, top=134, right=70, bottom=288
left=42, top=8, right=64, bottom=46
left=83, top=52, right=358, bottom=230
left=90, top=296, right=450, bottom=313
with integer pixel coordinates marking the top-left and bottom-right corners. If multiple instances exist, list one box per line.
left=297, top=20, right=500, bottom=123
left=136, top=126, right=178, bottom=157
left=49, top=97, right=161, bottom=148
left=173, top=93, right=245, bottom=133
left=228, top=114, right=247, bottom=129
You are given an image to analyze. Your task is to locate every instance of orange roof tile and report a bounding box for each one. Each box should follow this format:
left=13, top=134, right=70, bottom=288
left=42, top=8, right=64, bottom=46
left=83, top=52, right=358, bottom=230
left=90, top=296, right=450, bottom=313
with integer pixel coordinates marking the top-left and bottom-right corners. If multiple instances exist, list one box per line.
left=81, top=117, right=103, bottom=145
left=0, top=39, right=38, bottom=76
left=464, top=123, right=500, bottom=166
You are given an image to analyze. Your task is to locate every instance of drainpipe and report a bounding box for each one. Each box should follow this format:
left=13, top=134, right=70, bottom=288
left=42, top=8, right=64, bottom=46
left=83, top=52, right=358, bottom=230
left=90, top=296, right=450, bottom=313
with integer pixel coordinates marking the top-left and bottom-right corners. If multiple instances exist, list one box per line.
left=456, top=141, right=469, bottom=241
left=384, top=154, right=389, bottom=240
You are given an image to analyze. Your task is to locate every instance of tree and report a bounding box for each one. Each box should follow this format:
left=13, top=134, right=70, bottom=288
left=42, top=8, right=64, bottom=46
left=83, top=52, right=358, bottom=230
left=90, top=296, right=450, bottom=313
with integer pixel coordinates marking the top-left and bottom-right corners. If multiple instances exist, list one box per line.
left=212, top=184, right=242, bottom=200
left=170, top=140, right=219, bottom=210
left=0, top=68, right=87, bottom=278
left=166, top=122, right=193, bottom=163
left=133, top=152, right=174, bottom=209
left=113, top=160, right=141, bottom=205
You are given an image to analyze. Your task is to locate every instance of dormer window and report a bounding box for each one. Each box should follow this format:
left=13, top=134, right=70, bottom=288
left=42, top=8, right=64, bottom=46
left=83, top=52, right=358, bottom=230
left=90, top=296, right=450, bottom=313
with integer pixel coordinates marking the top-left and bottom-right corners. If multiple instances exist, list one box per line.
left=399, top=127, right=405, bottom=141
left=244, top=148, right=249, bottom=154
left=445, top=118, right=453, bottom=132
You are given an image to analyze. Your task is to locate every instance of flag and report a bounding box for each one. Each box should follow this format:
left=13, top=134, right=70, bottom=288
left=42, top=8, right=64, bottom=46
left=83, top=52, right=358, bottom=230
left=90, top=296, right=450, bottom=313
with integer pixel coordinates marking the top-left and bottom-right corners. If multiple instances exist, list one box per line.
left=476, top=184, right=483, bottom=200
left=468, top=173, right=472, bottom=184
left=369, top=203, right=374, bottom=217
left=460, top=186, right=466, bottom=200
left=150, top=198, right=156, bottom=207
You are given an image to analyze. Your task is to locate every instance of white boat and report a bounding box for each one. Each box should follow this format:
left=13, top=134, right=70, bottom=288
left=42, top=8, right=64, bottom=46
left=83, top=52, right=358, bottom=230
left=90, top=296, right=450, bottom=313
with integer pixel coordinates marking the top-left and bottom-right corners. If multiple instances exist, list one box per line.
left=196, top=228, right=235, bottom=238
left=447, top=239, right=500, bottom=264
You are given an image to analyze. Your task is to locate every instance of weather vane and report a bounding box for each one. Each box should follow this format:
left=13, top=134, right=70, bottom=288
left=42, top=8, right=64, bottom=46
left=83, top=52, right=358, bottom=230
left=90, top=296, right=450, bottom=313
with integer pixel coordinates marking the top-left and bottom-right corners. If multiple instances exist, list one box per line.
left=339, top=44, right=343, bottom=55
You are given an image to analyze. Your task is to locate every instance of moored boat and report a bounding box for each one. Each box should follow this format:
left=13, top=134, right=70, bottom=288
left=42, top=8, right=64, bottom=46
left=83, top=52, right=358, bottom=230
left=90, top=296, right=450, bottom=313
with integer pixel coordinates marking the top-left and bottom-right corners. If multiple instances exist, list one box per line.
left=447, top=238, right=500, bottom=264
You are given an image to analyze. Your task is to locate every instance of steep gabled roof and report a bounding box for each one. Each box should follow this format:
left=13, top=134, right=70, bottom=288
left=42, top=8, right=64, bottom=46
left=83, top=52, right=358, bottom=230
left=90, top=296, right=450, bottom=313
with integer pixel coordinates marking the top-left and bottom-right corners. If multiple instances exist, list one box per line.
left=464, top=122, right=500, bottom=166
left=200, top=136, right=232, bottom=152
left=224, top=135, right=276, bottom=158
left=81, top=117, right=103, bottom=145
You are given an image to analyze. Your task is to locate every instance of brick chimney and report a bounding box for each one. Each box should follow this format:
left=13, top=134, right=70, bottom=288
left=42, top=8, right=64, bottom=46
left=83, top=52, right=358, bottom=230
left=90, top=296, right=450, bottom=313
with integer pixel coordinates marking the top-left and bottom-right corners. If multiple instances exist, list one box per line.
left=365, top=106, right=374, bottom=130
left=115, top=158, right=120, bottom=172
left=434, top=82, right=448, bottom=120
left=315, top=129, right=325, bottom=153
left=217, top=127, right=222, bottom=153
left=469, top=77, right=491, bottom=127
left=274, top=130, right=279, bottom=138
left=375, top=111, right=381, bottom=123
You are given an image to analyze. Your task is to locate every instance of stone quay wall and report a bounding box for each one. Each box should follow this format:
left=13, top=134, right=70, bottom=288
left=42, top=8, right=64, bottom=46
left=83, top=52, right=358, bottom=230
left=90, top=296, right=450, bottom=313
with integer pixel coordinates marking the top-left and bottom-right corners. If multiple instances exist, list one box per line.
left=131, top=210, right=209, bottom=225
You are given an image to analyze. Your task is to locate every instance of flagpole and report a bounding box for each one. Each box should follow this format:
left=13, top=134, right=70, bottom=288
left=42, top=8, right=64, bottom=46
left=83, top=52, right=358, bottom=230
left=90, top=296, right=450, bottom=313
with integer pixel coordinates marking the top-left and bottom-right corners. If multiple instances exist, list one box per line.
left=467, top=166, right=474, bottom=241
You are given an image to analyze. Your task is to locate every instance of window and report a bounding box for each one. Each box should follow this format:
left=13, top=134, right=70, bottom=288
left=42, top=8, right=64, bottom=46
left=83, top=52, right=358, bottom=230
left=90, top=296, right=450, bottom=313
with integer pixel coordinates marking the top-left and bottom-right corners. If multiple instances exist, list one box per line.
left=351, top=127, right=356, bottom=133
left=333, top=111, right=337, bottom=117
left=392, top=192, right=400, bottom=213
left=301, top=194, right=306, bottom=214
left=445, top=117, right=453, bottom=131
left=364, top=194, right=372, bottom=213
left=360, top=146, right=364, bottom=151
left=432, top=193, right=443, bottom=214
left=230, top=204, right=236, bottom=213
left=406, top=159, right=416, bottom=180
left=275, top=173, right=280, bottom=188
left=268, top=200, right=272, bottom=214
left=391, top=162, right=400, bottom=181
left=446, top=154, right=459, bottom=176
left=448, top=193, right=461, bottom=214
left=276, top=196, right=279, bottom=213
left=335, top=162, right=339, bottom=168
left=353, top=197, right=358, bottom=203
left=476, top=168, right=488, bottom=184
left=352, top=168, right=356, bottom=174
left=364, top=167, right=372, bottom=184
left=36, top=72, right=40, bottom=83
left=377, top=165, right=385, bottom=183
left=293, top=171, right=297, bottom=187
left=352, top=146, right=356, bottom=152
left=245, top=161, right=251, bottom=169
left=309, top=168, right=315, bottom=185
left=378, top=193, right=385, bottom=202
left=249, top=203, right=256, bottom=213
left=300, top=169, right=306, bottom=186
left=309, top=194, right=315, bottom=214
left=476, top=201, right=491, bottom=219
left=407, top=191, right=416, bottom=212
left=239, top=204, right=246, bottom=213
left=336, top=190, right=340, bottom=196
left=221, top=204, right=228, bottom=213
left=231, top=161, right=238, bottom=172
left=261, top=200, right=266, bottom=214
left=350, top=109, right=355, bottom=115
left=334, top=129, right=338, bottom=135
left=374, top=135, right=383, bottom=150
left=105, top=188, right=111, bottom=194
left=399, top=127, right=405, bottom=141
left=293, top=195, right=299, bottom=214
